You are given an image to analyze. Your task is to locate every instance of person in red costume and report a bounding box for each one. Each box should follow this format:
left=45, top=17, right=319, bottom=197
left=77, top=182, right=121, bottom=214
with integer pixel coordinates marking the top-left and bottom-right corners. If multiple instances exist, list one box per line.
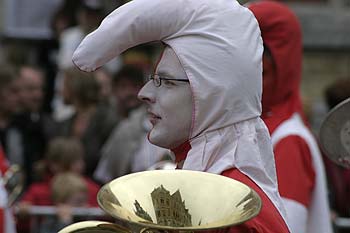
left=72, top=0, right=291, bottom=232
left=0, top=145, right=16, bottom=233
left=16, top=138, right=100, bottom=233
left=248, top=1, right=333, bottom=233
left=0, top=146, right=8, bottom=176
left=18, top=137, right=99, bottom=207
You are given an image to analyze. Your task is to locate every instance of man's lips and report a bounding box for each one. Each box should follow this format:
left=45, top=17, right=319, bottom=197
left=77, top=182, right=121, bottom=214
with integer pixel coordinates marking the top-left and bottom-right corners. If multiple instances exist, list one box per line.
left=148, top=111, right=161, bottom=125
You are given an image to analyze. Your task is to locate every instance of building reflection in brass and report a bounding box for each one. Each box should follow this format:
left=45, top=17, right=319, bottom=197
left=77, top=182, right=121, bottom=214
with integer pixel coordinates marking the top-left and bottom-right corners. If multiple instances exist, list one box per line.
left=134, top=200, right=153, bottom=222
left=133, top=185, right=192, bottom=227
left=151, top=185, right=191, bottom=227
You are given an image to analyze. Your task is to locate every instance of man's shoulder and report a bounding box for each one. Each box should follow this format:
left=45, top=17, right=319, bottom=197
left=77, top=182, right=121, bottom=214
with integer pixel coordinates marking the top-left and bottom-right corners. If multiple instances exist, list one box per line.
left=222, top=169, right=290, bottom=233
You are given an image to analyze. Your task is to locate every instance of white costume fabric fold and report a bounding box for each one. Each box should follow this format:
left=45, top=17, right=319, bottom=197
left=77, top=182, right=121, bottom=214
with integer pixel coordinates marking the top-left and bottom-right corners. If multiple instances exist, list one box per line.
left=72, top=0, right=288, bottom=227
left=183, top=117, right=287, bottom=224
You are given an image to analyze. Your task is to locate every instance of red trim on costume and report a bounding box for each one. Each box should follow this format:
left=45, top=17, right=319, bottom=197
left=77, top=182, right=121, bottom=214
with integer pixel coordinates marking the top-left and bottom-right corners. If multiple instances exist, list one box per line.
left=204, top=169, right=290, bottom=232
left=0, top=209, right=4, bottom=233
left=274, top=135, right=315, bottom=207
left=0, top=146, right=8, bottom=175
left=222, top=168, right=290, bottom=233
left=171, top=141, right=191, bottom=163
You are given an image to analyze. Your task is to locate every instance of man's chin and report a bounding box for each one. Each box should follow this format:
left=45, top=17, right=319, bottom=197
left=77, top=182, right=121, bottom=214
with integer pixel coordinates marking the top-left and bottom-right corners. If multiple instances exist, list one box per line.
left=147, top=131, right=172, bottom=149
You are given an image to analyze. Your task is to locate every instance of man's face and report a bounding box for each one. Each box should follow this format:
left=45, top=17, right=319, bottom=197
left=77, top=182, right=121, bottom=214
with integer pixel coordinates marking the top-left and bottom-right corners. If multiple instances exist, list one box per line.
left=18, top=67, right=44, bottom=112
left=0, top=80, right=21, bottom=115
left=138, top=47, right=193, bottom=149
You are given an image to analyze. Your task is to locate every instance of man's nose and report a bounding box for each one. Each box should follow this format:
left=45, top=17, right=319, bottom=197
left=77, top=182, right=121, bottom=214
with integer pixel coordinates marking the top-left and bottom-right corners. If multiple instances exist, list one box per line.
left=138, top=81, right=156, bottom=104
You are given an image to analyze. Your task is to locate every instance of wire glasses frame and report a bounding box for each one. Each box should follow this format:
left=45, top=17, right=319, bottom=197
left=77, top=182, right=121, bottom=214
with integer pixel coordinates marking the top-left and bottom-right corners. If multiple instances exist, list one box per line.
left=149, top=74, right=189, bottom=87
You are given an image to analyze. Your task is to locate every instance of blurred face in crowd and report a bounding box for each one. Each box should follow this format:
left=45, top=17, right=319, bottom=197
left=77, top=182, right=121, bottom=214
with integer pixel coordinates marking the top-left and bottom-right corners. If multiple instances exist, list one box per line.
left=113, top=78, right=142, bottom=115
left=18, top=67, right=44, bottom=112
left=95, top=69, right=112, bottom=102
left=0, top=79, right=21, bottom=116
left=138, top=47, right=193, bottom=149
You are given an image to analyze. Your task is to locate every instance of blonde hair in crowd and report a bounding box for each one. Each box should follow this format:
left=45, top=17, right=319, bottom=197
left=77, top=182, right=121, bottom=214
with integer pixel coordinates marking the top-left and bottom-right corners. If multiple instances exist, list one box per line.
left=51, top=172, right=88, bottom=204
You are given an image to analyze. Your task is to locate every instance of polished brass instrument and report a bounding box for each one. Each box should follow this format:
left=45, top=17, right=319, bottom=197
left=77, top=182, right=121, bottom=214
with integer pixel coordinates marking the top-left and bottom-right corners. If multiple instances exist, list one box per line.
left=3, top=164, right=25, bottom=206
left=320, top=97, right=350, bottom=168
left=146, top=160, right=176, bottom=171
left=59, top=170, right=261, bottom=233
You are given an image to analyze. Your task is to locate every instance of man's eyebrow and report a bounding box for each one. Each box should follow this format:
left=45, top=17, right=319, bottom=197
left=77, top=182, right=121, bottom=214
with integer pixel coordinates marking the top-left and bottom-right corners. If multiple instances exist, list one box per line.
left=156, top=70, right=174, bottom=78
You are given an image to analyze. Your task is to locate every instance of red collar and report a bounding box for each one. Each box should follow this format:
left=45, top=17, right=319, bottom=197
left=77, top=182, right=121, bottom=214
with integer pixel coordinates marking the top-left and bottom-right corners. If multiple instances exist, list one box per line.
left=171, top=141, right=191, bottom=163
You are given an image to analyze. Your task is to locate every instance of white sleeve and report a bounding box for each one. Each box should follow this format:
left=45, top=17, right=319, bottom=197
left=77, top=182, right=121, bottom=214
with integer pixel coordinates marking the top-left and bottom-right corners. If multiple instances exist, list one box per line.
left=282, top=197, right=308, bottom=233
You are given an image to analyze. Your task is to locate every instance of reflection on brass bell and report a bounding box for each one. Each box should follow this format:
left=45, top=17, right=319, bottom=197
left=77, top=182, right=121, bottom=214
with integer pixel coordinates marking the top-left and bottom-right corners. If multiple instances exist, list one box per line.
left=59, top=170, right=262, bottom=233
left=3, top=164, right=24, bottom=206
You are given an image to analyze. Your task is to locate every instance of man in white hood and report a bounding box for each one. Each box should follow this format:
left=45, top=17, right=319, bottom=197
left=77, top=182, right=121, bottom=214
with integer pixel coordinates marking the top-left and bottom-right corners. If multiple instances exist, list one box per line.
left=72, top=0, right=290, bottom=232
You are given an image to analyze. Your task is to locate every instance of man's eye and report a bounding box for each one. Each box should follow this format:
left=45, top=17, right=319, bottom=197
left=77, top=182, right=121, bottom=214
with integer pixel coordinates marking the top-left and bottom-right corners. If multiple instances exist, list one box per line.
left=163, top=80, right=176, bottom=86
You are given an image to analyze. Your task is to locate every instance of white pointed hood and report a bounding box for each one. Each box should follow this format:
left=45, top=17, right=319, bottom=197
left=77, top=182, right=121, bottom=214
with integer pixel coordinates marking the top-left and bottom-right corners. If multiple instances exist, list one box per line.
left=73, top=0, right=263, bottom=137
left=72, top=0, right=288, bottom=225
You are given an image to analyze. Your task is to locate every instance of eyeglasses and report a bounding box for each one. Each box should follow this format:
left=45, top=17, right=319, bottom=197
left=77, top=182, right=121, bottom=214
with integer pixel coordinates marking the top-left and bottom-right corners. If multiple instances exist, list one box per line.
left=149, top=74, right=189, bottom=87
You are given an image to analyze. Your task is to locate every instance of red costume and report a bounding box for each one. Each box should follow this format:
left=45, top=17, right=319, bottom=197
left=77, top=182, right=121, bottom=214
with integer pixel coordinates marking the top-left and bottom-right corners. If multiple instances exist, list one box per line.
left=17, top=176, right=100, bottom=233
left=0, top=146, right=8, bottom=175
left=223, top=169, right=289, bottom=233
left=21, top=176, right=100, bottom=206
left=249, top=1, right=332, bottom=233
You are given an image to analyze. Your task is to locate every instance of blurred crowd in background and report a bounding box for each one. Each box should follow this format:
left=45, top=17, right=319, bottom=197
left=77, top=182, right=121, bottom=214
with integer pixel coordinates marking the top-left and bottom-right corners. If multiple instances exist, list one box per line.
left=0, top=0, right=173, bottom=232
left=0, top=0, right=349, bottom=232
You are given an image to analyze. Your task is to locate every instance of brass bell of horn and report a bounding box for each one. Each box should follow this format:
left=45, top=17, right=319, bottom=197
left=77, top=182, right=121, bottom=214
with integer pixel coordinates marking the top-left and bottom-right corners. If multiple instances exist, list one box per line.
left=59, top=170, right=262, bottom=233
left=320, top=97, right=350, bottom=168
